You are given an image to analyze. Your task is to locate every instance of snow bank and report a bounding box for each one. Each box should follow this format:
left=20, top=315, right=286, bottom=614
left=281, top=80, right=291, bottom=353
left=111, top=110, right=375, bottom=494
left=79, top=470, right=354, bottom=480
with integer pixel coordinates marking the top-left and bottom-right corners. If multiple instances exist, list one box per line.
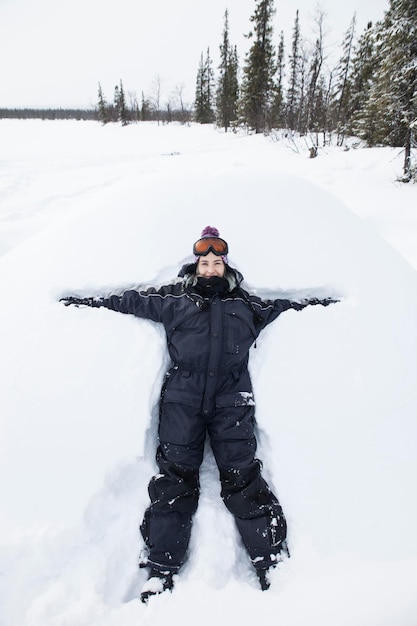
left=0, top=121, right=416, bottom=626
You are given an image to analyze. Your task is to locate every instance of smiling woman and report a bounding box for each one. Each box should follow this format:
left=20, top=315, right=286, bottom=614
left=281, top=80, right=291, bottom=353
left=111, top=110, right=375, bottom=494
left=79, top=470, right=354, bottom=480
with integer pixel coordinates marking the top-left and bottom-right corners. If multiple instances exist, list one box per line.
left=194, top=226, right=228, bottom=277
left=197, top=253, right=226, bottom=277
left=59, top=223, right=339, bottom=601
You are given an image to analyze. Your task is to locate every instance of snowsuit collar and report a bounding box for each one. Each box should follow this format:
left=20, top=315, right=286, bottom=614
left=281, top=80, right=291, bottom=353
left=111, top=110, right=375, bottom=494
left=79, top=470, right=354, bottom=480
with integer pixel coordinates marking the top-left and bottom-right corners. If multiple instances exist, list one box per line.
left=194, top=276, right=230, bottom=298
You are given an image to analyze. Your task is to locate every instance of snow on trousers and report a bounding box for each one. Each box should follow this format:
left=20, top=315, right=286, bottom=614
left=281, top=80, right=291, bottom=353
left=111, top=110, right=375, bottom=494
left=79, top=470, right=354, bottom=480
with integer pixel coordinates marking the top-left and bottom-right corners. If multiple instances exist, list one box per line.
left=140, top=364, right=287, bottom=573
left=99, top=274, right=298, bottom=573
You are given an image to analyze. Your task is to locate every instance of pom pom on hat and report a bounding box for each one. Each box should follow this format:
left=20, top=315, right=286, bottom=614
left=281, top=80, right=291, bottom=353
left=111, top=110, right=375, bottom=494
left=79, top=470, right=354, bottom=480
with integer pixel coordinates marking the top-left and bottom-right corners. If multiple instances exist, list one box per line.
left=201, top=225, right=220, bottom=238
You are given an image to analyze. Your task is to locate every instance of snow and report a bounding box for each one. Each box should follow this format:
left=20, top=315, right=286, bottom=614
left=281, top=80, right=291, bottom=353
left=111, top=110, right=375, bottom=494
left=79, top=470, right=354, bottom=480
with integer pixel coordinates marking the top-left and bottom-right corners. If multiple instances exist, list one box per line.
left=0, top=119, right=416, bottom=625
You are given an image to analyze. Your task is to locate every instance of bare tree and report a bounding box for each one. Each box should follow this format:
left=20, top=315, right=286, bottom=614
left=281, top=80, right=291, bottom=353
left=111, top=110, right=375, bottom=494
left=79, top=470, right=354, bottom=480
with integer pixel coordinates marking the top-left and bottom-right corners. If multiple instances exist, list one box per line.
left=303, top=6, right=327, bottom=134
left=173, top=84, right=190, bottom=124
left=150, top=74, right=162, bottom=124
left=128, top=91, right=140, bottom=122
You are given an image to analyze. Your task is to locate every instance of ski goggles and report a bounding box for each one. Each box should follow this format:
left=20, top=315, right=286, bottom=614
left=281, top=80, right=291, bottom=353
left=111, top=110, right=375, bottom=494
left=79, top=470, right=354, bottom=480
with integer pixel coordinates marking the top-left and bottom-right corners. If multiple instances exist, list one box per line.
left=193, top=237, right=229, bottom=257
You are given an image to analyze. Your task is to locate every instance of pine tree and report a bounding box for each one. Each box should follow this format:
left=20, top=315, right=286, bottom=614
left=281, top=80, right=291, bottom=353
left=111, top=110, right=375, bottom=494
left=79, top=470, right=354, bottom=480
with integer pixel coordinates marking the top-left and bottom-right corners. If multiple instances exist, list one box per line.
left=195, top=54, right=205, bottom=122
left=194, top=48, right=216, bottom=124
left=286, top=10, right=301, bottom=130
left=297, top=48, right=308, bottom=133
left=357, top=0, right=417, bottom=179
left=97, top=82, right=109, bottom=125
left=347, top=22, right=378, bottom=137
left=231, top=47, right=240, bottom=105
left=331, top=14, right=357, bottom=144
left=117, top=79, right=129, bottom=126
left=216, top=10, right=239, bottom=131
left=270, top=31, right=285, bottom=128
left=240, top=0, right=277, bottom=133
left=112, top=84, right=120, bottom=122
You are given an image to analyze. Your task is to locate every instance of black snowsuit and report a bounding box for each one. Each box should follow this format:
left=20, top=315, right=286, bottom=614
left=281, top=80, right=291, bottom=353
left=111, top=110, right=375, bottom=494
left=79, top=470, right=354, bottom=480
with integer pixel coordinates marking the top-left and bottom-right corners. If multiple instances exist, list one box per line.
left=99, top=263, right=311, bottom=574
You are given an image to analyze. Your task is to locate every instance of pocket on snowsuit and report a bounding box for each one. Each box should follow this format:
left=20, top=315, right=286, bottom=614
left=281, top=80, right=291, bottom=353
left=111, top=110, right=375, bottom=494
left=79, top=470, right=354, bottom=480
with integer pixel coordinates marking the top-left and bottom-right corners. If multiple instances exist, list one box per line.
left=206, top=392, right=257, bottom=469
left=159, top=387, right=206, bottom=466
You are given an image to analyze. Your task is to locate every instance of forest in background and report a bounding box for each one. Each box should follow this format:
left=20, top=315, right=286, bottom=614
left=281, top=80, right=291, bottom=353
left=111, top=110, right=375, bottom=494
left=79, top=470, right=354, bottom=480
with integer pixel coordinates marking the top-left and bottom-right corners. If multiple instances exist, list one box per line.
left=1, top=0, right=416, bottom=179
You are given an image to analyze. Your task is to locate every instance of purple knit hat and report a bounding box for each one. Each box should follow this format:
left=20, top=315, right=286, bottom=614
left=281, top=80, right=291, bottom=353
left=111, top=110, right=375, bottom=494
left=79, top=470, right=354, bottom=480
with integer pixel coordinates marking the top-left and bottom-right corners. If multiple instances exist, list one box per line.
left=194, top=226, right=229, bottom=263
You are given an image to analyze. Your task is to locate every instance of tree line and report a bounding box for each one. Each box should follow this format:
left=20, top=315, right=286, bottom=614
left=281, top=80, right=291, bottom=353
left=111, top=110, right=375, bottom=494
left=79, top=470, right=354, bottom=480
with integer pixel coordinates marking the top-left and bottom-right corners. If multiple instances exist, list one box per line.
left=94, top=0, right=416, bottom=179
left=95, top=78, right=192, bottom=126
left=1, top=0, right=415, bottom=179
left=196, top=0, right=415, bottom=180
left=0, top=108, right=98, bottom=121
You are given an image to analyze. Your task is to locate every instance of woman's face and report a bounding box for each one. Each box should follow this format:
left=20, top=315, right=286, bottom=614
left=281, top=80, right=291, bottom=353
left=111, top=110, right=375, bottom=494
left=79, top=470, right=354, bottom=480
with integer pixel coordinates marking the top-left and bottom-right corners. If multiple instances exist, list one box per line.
left=197, top=252, right=225, bottom=277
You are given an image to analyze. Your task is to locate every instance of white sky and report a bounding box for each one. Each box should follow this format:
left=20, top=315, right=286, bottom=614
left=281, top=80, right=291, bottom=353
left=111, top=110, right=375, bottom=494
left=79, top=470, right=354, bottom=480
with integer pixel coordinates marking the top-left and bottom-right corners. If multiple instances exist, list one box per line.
left=0, top=0, right=389, bottom=109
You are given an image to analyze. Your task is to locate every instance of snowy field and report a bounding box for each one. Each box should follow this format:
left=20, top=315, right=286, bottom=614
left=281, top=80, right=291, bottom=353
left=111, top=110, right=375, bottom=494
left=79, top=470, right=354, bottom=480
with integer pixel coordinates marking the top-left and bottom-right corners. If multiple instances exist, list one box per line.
left=0, top=119, right=416, bottom=626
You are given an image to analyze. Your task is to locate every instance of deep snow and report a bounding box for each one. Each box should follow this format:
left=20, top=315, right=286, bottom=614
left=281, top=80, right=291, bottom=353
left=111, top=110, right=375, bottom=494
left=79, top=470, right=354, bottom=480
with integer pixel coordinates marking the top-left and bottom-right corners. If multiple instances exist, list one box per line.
left=0, top=120, right=416, bottom=626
